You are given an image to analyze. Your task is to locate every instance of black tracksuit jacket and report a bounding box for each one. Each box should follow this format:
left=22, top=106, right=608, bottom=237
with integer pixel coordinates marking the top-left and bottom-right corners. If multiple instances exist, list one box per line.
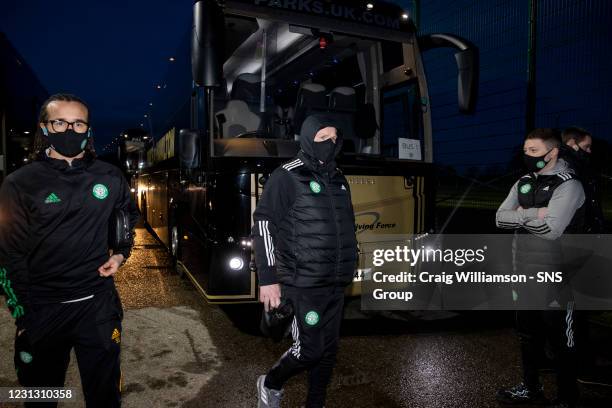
left=0, top=153, right=138, bottom=329
left=559, top=144, right=606, bottom=233
left=251, top=115, right=358, bottom=288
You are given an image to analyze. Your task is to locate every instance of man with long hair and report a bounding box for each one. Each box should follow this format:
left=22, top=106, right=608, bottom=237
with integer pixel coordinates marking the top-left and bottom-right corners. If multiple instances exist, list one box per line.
left=0, top=93, right=138, bottom=407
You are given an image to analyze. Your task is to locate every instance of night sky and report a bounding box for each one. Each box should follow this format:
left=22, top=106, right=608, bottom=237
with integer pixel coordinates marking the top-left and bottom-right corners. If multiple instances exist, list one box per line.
left=0, top=0, right=193, bottom=150
left=2, top=0, right=610, bottom=173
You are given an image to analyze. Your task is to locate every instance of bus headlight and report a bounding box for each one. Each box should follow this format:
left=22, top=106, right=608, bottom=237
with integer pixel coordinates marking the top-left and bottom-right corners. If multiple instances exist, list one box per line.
left=229, top=257, right=244, bottom=270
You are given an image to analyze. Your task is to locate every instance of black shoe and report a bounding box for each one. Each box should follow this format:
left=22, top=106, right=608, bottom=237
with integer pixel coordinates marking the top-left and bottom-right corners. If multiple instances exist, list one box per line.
left=496, top=382, right=547, bottom=405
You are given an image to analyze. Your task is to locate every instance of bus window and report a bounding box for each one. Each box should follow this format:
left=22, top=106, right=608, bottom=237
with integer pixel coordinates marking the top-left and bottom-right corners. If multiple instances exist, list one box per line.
left=212, top=16, right=375, bottom=158
left=209, top=14, right=432, bottom=161
left=381, top=80, right=424, bottom=160
left=381, top=40, right=404, bottom=73
left=212, top=18, right=311, bottom=156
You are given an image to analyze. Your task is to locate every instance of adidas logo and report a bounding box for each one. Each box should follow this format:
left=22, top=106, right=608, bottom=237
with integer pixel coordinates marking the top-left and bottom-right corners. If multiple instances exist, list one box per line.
left=542, top=186, right=550, bottom=191
left=341, top=185, right=347, bottom=190
left=44, top=193, right=61, bottom=204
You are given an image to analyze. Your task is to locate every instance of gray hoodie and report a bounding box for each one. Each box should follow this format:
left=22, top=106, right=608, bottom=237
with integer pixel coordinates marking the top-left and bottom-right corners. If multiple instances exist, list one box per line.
left=496, top=159, right=585, bottom=240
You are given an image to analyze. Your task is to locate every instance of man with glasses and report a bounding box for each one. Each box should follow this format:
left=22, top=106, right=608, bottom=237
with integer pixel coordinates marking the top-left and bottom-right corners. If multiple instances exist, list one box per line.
left=0, top=93, right=138, bottom=407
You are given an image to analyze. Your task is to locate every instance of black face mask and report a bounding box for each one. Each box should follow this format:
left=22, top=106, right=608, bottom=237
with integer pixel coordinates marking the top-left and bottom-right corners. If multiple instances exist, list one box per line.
left=575, top=147, right=591, bottom=163
left=523, top=149, right=552, bottom=173
left=312, top=139, right=336, bottom=164
left=47, top=130, right=89, bottom=158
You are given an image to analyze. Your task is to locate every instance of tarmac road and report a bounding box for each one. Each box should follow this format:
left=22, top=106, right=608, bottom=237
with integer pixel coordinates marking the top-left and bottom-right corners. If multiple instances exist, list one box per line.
left=1, top=225, right=611, bottom=407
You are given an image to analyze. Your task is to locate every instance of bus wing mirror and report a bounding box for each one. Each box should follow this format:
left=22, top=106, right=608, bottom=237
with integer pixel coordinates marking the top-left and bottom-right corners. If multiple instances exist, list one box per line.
left=455, top=48, right=478, bottom=114
left=192, top=0, right=224, bottom=87
left=418, top=33, right=479, bottom=114
left=177, top=129, right=201, bottom=169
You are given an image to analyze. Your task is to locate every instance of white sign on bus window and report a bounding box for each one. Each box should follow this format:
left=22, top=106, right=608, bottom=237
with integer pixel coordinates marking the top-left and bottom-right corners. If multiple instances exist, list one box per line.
left=398, top=138, right=422, bottom=160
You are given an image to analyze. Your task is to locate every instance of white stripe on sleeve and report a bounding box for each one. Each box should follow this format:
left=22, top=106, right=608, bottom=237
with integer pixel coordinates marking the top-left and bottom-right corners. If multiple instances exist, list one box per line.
left=263, top=221, right=275, bottom=265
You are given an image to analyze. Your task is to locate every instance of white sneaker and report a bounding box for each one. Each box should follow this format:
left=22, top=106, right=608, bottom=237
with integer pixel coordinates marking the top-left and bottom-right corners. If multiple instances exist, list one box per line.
left=257, top=375, right=284, bottom=408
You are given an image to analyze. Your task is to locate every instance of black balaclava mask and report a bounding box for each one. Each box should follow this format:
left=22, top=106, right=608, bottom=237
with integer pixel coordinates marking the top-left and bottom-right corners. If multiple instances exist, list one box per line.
left=43, top=127, right=89, bottom=158
left=298, top=114, right=343, bottom=169
left=523, top=149, right=552, bottom=173
left=312, top=139, right=336, bottom=164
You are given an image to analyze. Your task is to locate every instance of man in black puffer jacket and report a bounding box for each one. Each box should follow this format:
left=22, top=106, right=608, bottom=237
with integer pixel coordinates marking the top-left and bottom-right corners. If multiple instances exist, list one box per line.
left=252, top=114, right=358, bottom=408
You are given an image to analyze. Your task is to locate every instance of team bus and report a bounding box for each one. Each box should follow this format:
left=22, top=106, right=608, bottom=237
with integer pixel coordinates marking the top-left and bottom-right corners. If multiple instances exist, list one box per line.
left=137, top=0, right=478, bottom=303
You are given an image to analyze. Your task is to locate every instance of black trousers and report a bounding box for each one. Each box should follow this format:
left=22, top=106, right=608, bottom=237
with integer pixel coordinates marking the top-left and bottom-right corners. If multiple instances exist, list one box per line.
left=14, top=288, right=123, bottom=408
left=516, top=304, right=578, bottom=403
left=265, top=285, right=345, bottom=408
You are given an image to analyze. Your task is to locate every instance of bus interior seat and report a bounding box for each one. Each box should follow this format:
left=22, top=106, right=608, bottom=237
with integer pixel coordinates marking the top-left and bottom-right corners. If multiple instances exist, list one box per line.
left=232, top=72, right=276, bottom=137
left=355, top=103, right=379, bottom=153
left=217, top=73, right=264, bottom=138
left=328, top=86, right=357, bottom=152
left=329, top=86, right=357, bottom=111
left=230, top=73, right=260, bottom=102
left=293, top=83, right=328, bottom=139
left=216, top=100, right=261, bottom=138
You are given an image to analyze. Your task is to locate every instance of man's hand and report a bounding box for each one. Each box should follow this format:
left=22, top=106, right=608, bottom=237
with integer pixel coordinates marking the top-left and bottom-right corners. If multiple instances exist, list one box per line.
left=537, top=207, right=548, bottom=220
left=98, top=254, right=125, bottom=277
left=259, top=284, right=281, bottom=312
